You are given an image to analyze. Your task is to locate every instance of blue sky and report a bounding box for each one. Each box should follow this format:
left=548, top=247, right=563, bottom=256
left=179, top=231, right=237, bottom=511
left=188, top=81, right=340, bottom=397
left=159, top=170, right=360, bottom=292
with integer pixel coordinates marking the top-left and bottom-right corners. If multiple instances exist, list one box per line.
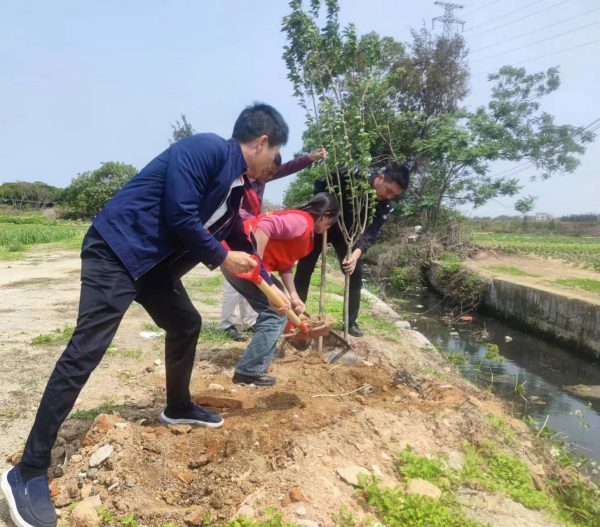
left=1, top=0, right=598, bottom=217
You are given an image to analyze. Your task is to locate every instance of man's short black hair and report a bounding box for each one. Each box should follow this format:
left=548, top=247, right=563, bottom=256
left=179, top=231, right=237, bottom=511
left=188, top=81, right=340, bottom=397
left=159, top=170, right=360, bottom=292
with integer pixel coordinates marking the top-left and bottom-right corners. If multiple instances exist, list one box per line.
left=232, top=103, right=289, bottom=147
left=382, top=163, right=410, bottom=191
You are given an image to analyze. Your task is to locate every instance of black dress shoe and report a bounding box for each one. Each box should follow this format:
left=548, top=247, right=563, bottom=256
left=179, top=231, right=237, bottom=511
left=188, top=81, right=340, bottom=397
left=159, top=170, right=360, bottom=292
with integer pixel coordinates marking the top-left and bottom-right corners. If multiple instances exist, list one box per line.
left=224, top=325, right=245, bottom=342
left=348, top=323, right=364, bottom=337
left=232, top=372, right=276, bottom=387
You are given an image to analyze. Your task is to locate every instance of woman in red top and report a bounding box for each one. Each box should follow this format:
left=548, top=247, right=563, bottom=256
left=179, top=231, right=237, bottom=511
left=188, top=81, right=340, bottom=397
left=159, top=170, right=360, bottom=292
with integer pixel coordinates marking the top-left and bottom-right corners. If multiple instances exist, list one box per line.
left=222, top=192, right=339, bottom=386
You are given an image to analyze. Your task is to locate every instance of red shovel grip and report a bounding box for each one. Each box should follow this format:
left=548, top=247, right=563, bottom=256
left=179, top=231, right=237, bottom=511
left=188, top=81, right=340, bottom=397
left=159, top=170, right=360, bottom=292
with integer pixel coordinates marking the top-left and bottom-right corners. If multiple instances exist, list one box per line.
left=231, top=255, right=262, bottom=284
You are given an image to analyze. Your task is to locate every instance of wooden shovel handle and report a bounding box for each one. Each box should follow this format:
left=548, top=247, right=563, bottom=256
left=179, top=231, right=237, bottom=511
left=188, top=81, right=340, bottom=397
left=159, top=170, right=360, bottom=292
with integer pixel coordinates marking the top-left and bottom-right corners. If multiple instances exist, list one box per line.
left=231, top=256, right=307, bottom=332
left=255, top=281, right=306, bottom=330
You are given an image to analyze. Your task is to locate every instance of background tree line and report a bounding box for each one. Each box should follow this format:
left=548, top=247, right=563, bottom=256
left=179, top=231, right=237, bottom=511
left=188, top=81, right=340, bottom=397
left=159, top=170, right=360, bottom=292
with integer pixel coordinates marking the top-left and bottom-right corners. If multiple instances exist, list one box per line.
left=0, top=181, right=61, bottom=209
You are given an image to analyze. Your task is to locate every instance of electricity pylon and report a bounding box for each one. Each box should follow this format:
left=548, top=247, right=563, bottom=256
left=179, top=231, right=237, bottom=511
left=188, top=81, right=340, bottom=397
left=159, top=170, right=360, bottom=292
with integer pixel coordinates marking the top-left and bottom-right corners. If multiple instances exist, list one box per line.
left=432, top=1, right=465, bottom=38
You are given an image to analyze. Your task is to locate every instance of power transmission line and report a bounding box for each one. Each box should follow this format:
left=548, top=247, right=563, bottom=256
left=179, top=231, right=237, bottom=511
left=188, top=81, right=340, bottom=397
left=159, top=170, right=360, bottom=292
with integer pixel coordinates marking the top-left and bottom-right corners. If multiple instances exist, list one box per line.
left=472, top=38, right=600, bottom=75
left=579, top=118, right=600, bottom=130
left=588, top=123, right=600, bottom=133
left=470, top=6, right=600, bottom=54
left=470, top=20, right=600, bottom=63
left=466, top=0, right=547, bottom=31
left=581, top=118, right=600, bottom=131
left=491, top=162, right=535, bottom=178
left=465, top=0, right=501, bottom=16
left=470, top=0, right=571, bottom=39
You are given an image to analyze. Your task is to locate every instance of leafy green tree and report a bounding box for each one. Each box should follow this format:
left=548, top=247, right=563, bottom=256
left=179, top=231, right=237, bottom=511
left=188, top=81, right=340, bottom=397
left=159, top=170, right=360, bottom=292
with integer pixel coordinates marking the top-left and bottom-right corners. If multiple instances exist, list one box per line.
left=61, top=162, right=137, bottom=219
left=515, top=194, right=537, bottom=228
left=170, top=114, right=195, bottom=143
left=283, top=163, right=321, bottom=208
left=406, top=65, right=593, bottom=226
left=515, top=195, right=536, bottom=217
left=0, top=181, right=61, bottom=209
left=368, top=29, right=593, bottom=226
left=283, top=0, right=388, bottom=336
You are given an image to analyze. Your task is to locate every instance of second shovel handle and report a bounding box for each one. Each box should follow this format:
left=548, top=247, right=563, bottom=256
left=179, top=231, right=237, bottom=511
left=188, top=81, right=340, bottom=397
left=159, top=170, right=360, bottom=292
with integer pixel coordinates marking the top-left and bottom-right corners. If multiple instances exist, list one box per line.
left=256, top=281, right=305, bottom=329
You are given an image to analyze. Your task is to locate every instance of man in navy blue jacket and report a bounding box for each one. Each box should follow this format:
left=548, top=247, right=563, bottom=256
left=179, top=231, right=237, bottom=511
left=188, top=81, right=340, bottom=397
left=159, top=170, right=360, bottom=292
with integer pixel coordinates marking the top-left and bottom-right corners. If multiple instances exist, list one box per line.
left=1, top=103, right=289, bottom=527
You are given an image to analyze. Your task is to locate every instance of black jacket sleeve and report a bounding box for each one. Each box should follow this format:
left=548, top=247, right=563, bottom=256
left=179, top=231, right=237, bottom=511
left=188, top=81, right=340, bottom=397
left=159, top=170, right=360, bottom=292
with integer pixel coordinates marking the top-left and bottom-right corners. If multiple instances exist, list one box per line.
left=354, top=200, right=394, bottom=254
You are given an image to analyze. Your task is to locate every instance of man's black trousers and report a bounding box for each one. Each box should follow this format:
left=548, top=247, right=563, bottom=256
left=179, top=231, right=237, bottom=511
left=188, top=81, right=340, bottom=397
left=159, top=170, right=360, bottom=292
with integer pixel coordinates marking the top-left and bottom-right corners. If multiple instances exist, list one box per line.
left=294, top=223, right=362, bottom=326
left=21, top=227, right=202, bottom=469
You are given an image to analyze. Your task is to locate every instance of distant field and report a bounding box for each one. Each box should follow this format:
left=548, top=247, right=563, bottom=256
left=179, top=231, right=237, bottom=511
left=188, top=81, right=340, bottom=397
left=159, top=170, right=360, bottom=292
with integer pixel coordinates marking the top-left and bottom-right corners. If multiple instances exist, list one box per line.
left=0, top=213, right=88, bottom=256
left=473, top=232, right=600, bottom=270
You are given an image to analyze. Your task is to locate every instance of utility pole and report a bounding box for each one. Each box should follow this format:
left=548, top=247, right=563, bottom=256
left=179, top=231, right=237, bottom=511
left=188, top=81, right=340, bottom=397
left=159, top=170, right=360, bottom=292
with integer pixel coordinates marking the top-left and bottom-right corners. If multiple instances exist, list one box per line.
left=432, top=1, right=465, bottom=38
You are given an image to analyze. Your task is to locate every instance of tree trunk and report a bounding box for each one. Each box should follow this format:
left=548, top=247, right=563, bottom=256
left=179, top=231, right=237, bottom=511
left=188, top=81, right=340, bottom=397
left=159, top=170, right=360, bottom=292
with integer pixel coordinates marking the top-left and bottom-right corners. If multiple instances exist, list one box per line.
left=343, top=245, right=351, bottom=340
left=317, top=231, right=327, bottom=353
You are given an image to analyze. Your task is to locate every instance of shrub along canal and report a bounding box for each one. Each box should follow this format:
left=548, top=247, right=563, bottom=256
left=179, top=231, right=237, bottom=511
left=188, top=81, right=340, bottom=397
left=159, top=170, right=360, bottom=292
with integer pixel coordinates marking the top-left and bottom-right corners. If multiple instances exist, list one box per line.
left=391, top=288, right=600, bottom=478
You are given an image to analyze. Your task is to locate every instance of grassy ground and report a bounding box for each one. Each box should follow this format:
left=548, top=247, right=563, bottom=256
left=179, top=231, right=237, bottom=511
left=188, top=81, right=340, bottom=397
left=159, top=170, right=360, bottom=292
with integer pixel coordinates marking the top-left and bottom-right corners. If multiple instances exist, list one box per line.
left=553, top=278, right=600, bottom=293
left=473, top=232, right=600, bottom=270
left=485, top=265, right=540, bottom=278
left=0, top=212, right=88, bottom=257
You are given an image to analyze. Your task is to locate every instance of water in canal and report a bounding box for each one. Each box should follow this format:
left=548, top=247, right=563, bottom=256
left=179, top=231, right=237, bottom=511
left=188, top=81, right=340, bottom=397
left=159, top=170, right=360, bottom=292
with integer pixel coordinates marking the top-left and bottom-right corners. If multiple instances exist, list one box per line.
left=391, top=288, right=600, bottom=475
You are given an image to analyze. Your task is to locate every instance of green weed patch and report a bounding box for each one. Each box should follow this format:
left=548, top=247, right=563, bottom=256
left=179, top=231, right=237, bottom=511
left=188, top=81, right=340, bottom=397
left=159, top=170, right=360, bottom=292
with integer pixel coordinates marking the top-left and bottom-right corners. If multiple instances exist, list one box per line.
left=396, top=447, right=448, bottom=486
left=485, top=265, right=539, bottom=277
left=461, top=447, right=555, bottom=511
left=554, top=278, right=600, bottom=293
left=187, top=275, right=224, bottom=294
left=31, top=324, right=74, bottom=345
left=392, top=445, right=600, bottom=526
left=0, top=223, right=86, bottom=247
left=199, top=323, right=234, bottom=345
left=362, top=476, right=482, bottom=527
left=70, top=403, right=128, bottom=420
left=106, top=347, right=143, bottom=359
left=228, top=509, right=293, bottom=527
left=484, top=343, right=505, bottom=362
left=447, top=351, right=468, bottom=367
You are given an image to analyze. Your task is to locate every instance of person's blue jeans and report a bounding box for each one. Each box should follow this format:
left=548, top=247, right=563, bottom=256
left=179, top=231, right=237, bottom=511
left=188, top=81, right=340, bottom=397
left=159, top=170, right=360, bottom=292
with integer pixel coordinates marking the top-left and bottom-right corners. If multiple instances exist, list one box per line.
left=221, top=269, right=287, bottom=376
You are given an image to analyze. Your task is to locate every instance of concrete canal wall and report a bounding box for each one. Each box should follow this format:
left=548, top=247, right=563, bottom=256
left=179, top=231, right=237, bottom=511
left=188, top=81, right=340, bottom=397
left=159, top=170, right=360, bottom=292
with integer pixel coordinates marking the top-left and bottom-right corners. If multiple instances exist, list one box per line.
left=427, top=266, right=600, bottom=359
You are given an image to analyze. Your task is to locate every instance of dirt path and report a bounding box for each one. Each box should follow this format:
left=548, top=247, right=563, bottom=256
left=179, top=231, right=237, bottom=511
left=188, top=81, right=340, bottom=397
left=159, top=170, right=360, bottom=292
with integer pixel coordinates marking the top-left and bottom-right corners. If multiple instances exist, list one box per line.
left=0, top=250, right=590, bottom=527
left=0, top=249, right=223, bottom=460
left=465, top=251, right=600, bottom=305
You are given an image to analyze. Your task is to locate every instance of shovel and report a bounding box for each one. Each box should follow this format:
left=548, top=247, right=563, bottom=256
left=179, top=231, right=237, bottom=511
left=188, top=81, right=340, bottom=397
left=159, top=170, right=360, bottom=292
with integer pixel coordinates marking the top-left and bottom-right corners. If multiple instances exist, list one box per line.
left=232, top=256, right=328, bottom=340
left=282, top=309, right=351, bottom=351
left=277, top=287, right=349, bottom=351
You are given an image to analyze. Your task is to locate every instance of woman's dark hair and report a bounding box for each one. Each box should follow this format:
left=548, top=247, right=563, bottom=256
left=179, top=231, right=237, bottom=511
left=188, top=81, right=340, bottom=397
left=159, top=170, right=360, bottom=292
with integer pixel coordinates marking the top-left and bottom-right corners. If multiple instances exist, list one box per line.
left=297, top=192, right=339, bottom=218
left=232, top=102, right=289, bottom=146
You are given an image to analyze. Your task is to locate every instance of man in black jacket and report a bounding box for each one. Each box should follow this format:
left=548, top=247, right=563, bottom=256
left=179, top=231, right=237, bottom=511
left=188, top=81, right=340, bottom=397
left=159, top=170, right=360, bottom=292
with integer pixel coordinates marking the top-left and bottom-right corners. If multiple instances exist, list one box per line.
left=294, top=164, right=409, bottom=336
